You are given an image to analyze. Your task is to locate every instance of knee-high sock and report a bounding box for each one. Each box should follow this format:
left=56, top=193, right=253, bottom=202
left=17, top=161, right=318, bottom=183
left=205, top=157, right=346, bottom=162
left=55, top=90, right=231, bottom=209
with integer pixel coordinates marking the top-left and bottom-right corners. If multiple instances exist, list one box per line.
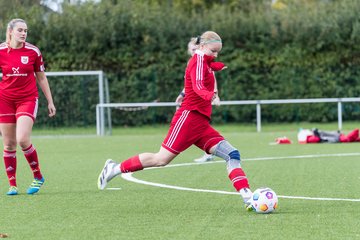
left=120, top=155, right=144, bottom=173
left=228, top=168, right=250, bottom=191
left=23, top=144, right=43, bottom=180
left=4, top=150, right=17, bottom=187
left=213, top=140, right=250, bottom=191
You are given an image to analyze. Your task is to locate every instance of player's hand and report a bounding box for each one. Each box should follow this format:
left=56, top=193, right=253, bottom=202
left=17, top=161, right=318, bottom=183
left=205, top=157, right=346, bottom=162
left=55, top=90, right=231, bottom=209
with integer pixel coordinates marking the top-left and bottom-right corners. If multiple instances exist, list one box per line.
left=175, top=94, right=184, bottom=110
left=48, top=103, right=56, bottom=117
left=212, top=94, right=221, bottom=106
left=210, top=62, right=227, bottom=72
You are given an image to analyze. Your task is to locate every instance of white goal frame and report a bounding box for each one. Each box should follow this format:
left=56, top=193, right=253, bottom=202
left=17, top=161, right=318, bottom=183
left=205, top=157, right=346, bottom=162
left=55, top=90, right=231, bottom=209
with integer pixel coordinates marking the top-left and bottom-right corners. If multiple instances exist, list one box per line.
left=1, top=70, right=110, bottom=133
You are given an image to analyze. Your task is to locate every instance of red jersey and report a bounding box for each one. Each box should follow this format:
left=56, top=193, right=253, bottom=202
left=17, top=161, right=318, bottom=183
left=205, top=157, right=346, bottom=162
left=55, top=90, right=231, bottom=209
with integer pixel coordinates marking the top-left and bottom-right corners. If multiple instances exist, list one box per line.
left=180, top=50, right=216, bottom=119
left=0, top=42, right=45, bottom=100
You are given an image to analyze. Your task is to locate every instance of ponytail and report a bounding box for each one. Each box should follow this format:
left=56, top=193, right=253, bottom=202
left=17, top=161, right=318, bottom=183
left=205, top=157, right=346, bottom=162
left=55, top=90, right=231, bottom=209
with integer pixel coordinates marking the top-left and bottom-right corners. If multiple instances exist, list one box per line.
left=195, top=36, right=201, bottom=45
left=5, top=28, right=11, bottom=46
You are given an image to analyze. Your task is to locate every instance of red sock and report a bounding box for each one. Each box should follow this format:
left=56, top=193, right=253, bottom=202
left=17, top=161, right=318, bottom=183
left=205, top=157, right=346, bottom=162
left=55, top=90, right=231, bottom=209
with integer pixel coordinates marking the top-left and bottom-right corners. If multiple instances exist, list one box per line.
left=23, top=144, right=43, bottom=180
left=120, top=155, right=144, bottom=173
left=4, top=150, right=17, bottom=187
left=228, top=168, right=250, bottom=191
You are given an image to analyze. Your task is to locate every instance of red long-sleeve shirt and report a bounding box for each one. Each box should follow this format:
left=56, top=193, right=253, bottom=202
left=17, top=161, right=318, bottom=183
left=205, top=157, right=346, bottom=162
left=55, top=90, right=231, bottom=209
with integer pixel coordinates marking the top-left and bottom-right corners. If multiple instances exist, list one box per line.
left=180, top=50, right=216, bottom=119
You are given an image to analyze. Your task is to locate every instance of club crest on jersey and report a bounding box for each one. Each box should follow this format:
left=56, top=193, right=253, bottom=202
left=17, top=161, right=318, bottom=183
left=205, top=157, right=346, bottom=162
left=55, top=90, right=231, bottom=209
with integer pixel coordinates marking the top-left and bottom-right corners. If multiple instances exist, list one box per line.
left=21, top=56, right=29, bottom=64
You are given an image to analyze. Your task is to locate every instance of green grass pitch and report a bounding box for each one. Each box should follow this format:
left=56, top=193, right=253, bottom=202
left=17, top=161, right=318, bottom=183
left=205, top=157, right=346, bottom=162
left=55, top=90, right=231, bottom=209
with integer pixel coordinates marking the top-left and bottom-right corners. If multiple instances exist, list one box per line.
left=0, top=123, right=360, bottom=239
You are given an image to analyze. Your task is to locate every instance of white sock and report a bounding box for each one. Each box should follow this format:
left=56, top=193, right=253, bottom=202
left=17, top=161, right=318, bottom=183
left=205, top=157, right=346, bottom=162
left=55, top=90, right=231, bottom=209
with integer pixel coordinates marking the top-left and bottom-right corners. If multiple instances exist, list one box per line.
left=239, top=188, right=253, bottom=203
left=112, top=163, right=122, bottom=175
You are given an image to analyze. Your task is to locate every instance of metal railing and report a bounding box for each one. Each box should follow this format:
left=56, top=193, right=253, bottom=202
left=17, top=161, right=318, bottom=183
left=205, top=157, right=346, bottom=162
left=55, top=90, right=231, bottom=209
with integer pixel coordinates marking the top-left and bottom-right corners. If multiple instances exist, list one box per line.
left=96, top=97, right=360, bottom=136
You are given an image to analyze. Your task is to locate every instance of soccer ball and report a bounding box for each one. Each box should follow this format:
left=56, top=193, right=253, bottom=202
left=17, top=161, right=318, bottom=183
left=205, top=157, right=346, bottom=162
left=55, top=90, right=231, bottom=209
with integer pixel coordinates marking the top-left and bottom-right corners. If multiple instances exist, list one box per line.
left=250, top=187, right=278, bottom=214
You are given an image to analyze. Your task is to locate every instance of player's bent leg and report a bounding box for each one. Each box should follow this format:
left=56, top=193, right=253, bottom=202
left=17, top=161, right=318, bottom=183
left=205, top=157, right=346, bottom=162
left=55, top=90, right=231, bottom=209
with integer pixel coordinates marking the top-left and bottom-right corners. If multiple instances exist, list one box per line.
left=98, top=155, right=146, bottom=190
left=211, top=140, right=253, bottom=208
left=139, top=147, right=177, bottom=168
left=98, top=147, right=177, bottom=190
left=15, top=116, right=45, bottom=195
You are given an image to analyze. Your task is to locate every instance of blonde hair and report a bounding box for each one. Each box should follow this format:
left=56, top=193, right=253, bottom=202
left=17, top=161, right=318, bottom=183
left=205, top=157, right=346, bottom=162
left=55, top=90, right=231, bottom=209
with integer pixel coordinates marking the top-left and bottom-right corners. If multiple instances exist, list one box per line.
left=189, top=37, right=198, bottom=46
left=6, top=18, right=26, bottom=45
left=199, top=31, right=222, bottom=45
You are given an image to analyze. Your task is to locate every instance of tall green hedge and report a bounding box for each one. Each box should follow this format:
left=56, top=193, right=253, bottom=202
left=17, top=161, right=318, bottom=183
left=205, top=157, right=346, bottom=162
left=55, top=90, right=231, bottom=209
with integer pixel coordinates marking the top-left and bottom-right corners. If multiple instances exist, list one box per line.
left=1, top=0, right=359, bottom=127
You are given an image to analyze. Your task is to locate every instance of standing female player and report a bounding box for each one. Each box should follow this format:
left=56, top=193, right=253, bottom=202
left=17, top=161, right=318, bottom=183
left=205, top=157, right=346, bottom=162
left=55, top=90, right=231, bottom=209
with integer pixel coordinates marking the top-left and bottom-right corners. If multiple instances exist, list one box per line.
left=0, top=19, right=56, bottom=195
left=98, top=31, right=253, bottom=208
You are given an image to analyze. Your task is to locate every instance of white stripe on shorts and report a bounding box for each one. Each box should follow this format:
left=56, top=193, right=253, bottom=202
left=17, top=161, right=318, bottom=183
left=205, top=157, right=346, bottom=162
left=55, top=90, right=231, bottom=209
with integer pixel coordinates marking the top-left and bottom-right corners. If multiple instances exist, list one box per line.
left=165, top=110, right=190, bottom=148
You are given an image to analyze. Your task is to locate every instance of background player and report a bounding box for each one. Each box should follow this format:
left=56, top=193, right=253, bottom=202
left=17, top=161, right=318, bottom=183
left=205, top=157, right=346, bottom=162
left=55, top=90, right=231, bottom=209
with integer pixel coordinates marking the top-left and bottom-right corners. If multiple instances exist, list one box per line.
left=0, top=18, right=56, bottom=195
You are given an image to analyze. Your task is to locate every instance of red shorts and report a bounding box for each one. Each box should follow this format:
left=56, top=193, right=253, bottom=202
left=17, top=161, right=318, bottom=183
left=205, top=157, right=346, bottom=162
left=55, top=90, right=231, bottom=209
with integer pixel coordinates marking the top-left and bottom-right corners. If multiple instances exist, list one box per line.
left=162, top=110, right=224, bottom=154
left=0, top=95, right=38, bottom=123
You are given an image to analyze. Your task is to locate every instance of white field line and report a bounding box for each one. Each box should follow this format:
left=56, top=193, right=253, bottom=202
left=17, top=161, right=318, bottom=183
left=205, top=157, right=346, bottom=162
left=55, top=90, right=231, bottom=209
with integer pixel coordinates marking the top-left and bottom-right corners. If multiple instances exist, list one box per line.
left=117, top=152, right=360, bottom=202
left=140, top=152, right=360, bottom=170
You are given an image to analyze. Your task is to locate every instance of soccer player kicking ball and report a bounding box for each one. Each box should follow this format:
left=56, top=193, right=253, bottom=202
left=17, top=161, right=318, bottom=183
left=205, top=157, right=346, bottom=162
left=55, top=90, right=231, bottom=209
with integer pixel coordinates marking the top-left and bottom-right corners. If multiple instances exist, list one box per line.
left=98, top=31, right=253, bottom=209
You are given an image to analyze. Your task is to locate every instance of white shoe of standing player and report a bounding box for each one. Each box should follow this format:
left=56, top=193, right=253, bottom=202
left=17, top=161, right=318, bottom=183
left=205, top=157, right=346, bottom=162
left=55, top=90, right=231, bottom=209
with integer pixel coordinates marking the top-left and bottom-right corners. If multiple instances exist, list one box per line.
left=194, top=153, right=214, bottom=163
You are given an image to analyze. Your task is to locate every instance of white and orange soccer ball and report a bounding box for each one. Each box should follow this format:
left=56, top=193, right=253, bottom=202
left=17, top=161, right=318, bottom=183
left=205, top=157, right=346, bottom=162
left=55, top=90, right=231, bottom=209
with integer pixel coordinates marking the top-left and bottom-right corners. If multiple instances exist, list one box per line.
left=250, top=187, right=278, bottom=214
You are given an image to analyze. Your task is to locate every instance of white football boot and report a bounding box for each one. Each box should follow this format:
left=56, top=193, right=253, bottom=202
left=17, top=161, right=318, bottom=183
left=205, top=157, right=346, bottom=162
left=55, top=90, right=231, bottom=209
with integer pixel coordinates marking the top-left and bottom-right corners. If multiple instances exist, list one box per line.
left=239, top=188, right=254, bottom=211
left=97, top=159, right=118, bottom=190
left=194, top=153, right=214, bottom=163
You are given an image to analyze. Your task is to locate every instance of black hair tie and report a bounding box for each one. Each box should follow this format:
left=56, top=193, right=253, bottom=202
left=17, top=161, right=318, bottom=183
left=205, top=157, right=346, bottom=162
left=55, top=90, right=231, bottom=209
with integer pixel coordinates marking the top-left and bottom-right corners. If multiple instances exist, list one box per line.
left=195, top=36, right=201, bottom=45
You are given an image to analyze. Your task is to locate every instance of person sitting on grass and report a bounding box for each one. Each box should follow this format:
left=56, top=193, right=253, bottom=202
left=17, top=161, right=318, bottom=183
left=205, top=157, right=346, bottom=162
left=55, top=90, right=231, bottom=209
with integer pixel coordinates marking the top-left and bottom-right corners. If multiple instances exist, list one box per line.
left=298, top=128, right=360, bottom=144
